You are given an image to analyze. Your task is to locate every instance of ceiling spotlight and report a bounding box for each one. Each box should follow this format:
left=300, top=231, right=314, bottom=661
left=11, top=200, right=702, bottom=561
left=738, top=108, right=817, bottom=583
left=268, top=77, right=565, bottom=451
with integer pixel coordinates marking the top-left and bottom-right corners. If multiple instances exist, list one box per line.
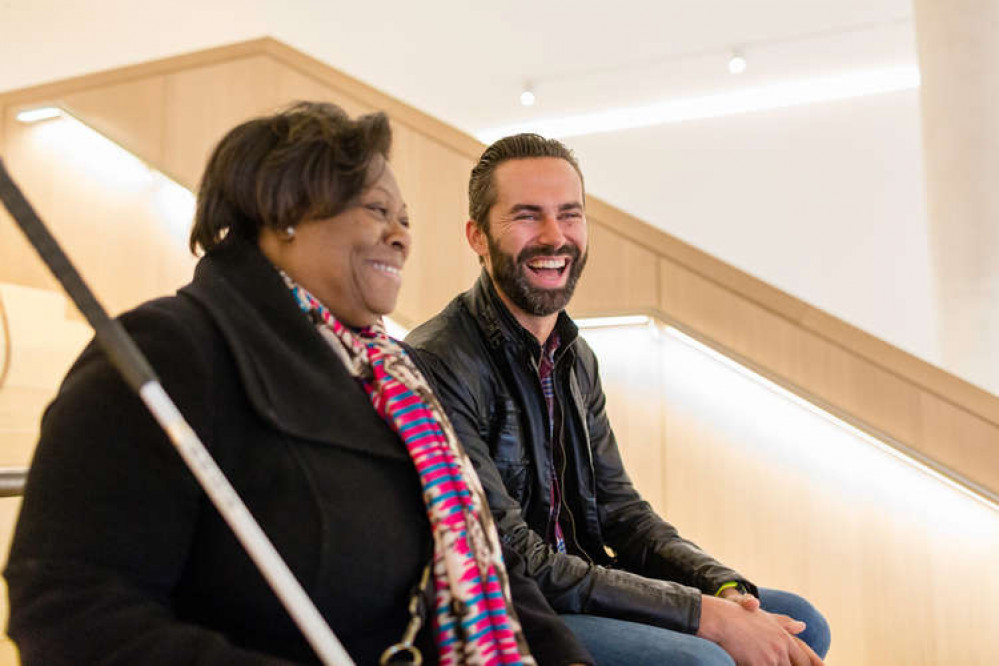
left=520, top=86, right=536, bottom=107
left=728, top=52, right=747, bottom=75
left=477, top=65, right=921, bottom=141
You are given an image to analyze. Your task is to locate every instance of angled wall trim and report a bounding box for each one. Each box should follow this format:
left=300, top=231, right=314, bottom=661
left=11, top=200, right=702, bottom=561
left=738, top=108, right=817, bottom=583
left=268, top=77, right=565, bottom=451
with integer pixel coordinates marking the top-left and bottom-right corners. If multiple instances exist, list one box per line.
left=0, top=37, right=995, bottom=498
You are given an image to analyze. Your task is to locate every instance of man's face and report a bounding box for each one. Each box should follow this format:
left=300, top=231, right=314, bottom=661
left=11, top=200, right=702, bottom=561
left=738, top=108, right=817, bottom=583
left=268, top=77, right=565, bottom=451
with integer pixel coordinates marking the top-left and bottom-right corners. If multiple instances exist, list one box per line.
left=473, top=157, right=588, bottom=317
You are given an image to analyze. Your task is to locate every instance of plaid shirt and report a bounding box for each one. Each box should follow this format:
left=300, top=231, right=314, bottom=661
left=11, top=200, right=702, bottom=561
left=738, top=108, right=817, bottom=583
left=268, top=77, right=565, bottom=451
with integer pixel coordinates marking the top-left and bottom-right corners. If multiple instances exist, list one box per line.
left=538, top=331, right=567, bottom=554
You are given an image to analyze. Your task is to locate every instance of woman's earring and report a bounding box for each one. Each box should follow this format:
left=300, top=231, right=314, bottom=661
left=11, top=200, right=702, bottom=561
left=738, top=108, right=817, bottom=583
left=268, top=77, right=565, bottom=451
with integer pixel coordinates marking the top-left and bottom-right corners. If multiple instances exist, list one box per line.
left=284, top=226, right=296, bottom=241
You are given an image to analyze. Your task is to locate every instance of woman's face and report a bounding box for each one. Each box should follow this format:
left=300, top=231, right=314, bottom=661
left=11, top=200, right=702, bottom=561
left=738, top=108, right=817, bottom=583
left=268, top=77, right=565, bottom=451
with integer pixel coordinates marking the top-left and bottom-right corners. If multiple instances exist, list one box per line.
left=260, top=158, right=411, bottom=327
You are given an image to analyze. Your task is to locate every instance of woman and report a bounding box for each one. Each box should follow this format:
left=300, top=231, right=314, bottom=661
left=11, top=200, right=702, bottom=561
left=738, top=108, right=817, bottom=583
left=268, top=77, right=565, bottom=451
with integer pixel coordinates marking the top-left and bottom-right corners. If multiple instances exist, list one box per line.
left=4, top=102, right=592, bottom=666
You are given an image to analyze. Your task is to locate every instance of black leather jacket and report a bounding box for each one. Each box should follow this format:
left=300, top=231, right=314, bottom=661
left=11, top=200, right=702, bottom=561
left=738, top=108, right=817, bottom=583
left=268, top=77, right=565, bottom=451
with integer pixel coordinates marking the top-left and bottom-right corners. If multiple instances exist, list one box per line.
left=406, top=272, right=757, bottom=634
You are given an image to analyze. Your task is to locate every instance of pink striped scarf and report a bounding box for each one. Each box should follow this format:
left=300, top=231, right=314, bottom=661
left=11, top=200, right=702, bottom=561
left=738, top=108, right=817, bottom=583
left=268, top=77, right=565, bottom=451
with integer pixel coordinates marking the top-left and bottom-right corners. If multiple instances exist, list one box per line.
left=285, top=277, right=534, bottom=666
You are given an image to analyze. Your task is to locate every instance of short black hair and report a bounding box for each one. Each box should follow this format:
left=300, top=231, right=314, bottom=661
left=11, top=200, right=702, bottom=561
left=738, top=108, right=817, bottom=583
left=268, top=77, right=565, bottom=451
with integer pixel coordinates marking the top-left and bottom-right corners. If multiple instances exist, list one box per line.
left=189, top=101, right=391, bottom=254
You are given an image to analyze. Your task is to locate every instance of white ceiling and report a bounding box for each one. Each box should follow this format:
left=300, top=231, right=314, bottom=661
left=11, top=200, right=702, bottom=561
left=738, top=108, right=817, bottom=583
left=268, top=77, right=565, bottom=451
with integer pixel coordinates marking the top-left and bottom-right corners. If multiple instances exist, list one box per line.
left=0, top=0, right=921, bottom=244
left=2, top=0, right=941, bottom=376
left=1, top=0, right=916, bottom=135
left=291, top=1, right=917, bottom=133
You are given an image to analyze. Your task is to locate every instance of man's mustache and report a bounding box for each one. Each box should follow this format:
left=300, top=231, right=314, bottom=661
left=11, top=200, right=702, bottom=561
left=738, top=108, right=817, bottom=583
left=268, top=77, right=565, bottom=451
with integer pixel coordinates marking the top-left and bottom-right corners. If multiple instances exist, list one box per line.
left=516, top=244, right=582, bottom=264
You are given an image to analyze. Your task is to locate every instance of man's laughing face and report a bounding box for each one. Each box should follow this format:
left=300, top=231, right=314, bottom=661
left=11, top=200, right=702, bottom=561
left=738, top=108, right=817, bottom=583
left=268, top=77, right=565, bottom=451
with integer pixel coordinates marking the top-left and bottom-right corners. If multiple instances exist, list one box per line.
left=477, top=157, right=588, bottom=317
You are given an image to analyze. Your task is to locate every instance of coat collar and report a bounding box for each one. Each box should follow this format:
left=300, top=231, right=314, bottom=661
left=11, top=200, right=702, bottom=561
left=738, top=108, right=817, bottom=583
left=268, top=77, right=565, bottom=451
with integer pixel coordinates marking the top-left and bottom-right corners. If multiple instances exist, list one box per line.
left=465, top=270, right=579, bottom=362
left=179, top=237, right=409, bottom=461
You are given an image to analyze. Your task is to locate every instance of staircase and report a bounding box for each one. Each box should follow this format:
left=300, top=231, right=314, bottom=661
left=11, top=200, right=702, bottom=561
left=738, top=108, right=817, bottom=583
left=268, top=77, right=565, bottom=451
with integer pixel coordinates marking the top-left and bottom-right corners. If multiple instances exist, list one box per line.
left=0, top=281, right=92, bottom=665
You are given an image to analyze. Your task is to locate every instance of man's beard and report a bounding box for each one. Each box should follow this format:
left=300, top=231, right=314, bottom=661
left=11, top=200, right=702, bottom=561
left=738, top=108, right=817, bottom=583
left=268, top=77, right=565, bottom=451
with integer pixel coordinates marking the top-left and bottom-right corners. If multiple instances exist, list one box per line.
left=486, top=235, right=588, bottom=317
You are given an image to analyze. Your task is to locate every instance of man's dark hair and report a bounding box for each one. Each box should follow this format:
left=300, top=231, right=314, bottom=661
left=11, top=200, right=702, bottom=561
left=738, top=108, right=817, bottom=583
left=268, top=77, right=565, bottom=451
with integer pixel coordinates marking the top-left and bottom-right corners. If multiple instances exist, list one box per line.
left=189, top=101, right=392, bottom=254
left=468, top=133, right=584, bottom=231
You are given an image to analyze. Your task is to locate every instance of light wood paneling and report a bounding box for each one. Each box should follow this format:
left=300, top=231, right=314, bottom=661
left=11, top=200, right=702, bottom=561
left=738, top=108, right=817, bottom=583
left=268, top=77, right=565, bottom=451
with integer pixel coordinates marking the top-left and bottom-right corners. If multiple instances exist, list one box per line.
left=586, top=321, right=999, bottom=665
left=391, top=122, right=480, bottom=326
left=272, top=61, right=374, bottom=120
left=583, top=327, right=667, bottom=516
left=658, top=256, right=999, bottom=493
left=254, top=40, right=486, bottom=161
left=0, top=284, right=90, bottom=390
left=60, top=76, right=167, bottom=169
left=570, top=221, right=659, bottom=316
left=0, top=431, right=38, bottom=469
left=0, top=283, right=89, bottom=467
left=2, top=108, right=196, bottom=315
left=587, top=196, right=812, bottom=321
left=159, top=53, right=381, bottom=190
left=589, top=196, right=999, bottom=428
left=162, top=55, right=285, bottom=188
left=0, top=497, right=22, bottom=666
left=917, top=392, right=999, bottom=491
left=0, top=197, right=59, bottom=295
left=647, top=325, right=999, bottom=665
left=0, top=641, right=17, bottom=666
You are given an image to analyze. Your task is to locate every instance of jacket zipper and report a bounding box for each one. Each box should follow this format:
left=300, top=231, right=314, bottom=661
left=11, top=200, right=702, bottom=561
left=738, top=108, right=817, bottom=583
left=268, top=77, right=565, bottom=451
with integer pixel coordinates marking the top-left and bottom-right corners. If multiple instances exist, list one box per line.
left=554, top=375, right=592, bottom=565
left=532, top=351, right=593, bottom=565
left=528, top=355, right=558, bottom=546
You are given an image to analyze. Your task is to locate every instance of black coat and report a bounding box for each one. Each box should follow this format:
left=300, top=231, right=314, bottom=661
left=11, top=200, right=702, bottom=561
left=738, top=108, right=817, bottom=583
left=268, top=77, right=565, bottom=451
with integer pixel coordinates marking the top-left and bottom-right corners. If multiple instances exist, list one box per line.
left=406, top=273, right=756, bottom=635
left=4, top=239, right=591, bottom=665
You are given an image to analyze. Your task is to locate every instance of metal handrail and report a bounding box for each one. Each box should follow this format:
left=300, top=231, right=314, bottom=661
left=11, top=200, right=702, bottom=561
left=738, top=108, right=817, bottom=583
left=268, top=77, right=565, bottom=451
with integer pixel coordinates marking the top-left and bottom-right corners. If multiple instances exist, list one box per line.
left=0, top=467, right=27, bottom=497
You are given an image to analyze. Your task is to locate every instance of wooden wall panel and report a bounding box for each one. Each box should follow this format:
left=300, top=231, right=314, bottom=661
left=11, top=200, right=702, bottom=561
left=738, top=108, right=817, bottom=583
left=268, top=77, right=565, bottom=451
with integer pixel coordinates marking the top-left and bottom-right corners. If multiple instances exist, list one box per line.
left=0, top=283, right=92, bottom=467
left=391, top=123, right=480, bottom=326
left=0, top=497, right=22, bottom=666
left=162, top=55, right=286, bottom=188
left=649, top=326, right=999, bottom=665
left=272, top=63, right=374, bottom=119
left=592, top=194, right=999, bottom=431
left=581, top=327, right=667, bottom=515
left=0, top=432, right=37, bottom=470
left=2, top=111, right=102, bottom=293
left=1, top=111, right=196, bottom=316
left=254, top=40, right=486, bottom=161
left=0, top=203, right=57, bottom=294
left=587, top=197, right=812, bottom=321
left=570, top=221, right=659, bottom=316
left=659, top=256, right=999, bottom=493
left=158, top=53, right=377, bottom=191
left=0, top=387, right=51, bottom=434
left=60, top=77, right=167, bottom=169
left=917, top=393, right=999, bottom=491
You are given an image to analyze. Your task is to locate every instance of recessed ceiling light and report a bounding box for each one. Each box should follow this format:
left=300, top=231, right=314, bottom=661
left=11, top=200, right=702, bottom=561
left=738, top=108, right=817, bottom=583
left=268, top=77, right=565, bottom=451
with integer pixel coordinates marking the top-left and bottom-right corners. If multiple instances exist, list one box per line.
left=16, top=107, right=63, bottom=123
left=520, top=88, right=536, bottom=107
left=728, top=53, right=747, bottom=75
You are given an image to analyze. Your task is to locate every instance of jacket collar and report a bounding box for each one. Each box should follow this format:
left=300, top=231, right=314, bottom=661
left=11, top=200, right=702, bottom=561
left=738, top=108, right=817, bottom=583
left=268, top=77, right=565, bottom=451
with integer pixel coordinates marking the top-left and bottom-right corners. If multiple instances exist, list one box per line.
left=466, top=270, right=579, bottom=361
left=179, top=236, right=408, bottom=461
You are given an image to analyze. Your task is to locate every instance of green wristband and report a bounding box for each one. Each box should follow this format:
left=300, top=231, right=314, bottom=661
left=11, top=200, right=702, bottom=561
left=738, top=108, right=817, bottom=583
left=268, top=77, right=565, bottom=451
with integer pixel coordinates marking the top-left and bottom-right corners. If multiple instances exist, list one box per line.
left=714, top=581, right=741, bottom=596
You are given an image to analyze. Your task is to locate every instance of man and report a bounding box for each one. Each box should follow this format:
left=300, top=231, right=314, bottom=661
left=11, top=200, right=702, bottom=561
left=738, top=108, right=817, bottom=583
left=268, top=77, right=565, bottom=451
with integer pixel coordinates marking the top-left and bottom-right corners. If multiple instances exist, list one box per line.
left=406, top=134, right=831, bottom=665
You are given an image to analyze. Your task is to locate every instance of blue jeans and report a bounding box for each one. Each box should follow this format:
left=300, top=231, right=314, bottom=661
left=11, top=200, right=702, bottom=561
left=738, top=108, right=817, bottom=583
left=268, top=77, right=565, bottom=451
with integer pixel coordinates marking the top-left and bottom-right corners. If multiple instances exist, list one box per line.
left=560, top=588, right=831, bottom=666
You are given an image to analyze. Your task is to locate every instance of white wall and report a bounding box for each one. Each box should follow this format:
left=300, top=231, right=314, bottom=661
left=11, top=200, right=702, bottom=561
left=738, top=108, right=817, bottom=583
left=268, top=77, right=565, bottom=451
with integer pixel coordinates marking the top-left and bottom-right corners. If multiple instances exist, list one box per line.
left=0, top=3, right=956, bottom=389
left=568, top=88, right=941, bottom=371
left=0, top=0, right=270, bottom=93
